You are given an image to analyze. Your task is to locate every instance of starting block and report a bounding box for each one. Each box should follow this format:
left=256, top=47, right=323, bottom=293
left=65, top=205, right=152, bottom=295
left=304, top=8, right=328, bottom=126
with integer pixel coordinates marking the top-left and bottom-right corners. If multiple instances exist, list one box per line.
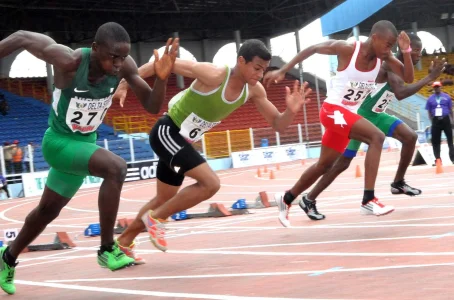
left=186, top=203, right=249, bottom=219
left=245, top=191, right=276, bottom=209
left=114, top=218, right=145, bottom=235
left=171, top=210, right=188, bottom=221
left=26, top=232, right=76, bottom=252
left=232, top=199, right=247, bottom=209
left=84, top=223, right=101, bottom=237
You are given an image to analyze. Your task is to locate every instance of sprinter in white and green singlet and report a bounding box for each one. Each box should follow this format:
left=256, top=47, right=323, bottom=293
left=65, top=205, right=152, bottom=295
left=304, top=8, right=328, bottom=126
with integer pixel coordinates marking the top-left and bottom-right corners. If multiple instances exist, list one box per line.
left=0, top=23, right=179, bottom=294
left=113, top=39, right=312, bottom=259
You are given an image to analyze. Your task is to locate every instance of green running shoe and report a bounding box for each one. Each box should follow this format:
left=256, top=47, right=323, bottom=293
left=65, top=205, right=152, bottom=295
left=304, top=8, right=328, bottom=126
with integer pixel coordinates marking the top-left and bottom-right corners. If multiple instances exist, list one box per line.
left=97, top=242, right=135, bottom=271
left=0, top=247, right=16, bottom=295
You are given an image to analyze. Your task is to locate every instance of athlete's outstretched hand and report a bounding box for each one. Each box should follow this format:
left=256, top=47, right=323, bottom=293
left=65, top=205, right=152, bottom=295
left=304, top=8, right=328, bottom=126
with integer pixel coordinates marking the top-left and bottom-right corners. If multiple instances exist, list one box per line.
left=113, top=85, right=128, bottom=108
left=397, top=31, right=410, bottom=52
left=285, top=80, right=312, bottom=114
left=154, top=37, right=179, bottom=80
left=263, top=69, right=286, bottom=88
left=428, top=56, right=447, bottom=80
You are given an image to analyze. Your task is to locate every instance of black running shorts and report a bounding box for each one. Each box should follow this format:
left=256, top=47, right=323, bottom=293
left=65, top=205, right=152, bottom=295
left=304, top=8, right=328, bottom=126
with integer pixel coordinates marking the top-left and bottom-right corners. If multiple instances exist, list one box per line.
left=149, top=115, right=206, bottom=186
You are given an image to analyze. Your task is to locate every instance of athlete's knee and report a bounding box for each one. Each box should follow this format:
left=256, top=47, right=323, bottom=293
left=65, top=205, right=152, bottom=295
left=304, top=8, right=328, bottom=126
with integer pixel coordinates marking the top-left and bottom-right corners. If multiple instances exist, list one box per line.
left=33, top=201, right=64, bottom=222
left=402, top=130, right=417, bottom=145
left=105, top=157, right=127, bottom=182
left=198, top=174, right=221, bottom=199
left=336, top=157, right=352, bottom=173
left=370, top=130, right=385, bottom=146
left=315, top=160, right=334, bottom=174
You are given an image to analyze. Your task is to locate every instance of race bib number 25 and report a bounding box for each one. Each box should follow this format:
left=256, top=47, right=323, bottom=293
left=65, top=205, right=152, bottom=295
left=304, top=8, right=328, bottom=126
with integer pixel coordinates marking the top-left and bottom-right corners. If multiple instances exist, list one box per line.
left=179, top=113, right=220, bottom=143
left=341, top=81, right=376, bottom=106
left=66, top=96, right=112, bottom=134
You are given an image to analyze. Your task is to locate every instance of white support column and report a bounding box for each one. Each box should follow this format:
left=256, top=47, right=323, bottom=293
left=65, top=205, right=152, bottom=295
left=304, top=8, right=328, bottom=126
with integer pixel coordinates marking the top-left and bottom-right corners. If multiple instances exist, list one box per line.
left=129, top=136, right=135, bottom=162
left=249, top=128, right=254, bottom=149
left=226, top=130, right=232, bottom=154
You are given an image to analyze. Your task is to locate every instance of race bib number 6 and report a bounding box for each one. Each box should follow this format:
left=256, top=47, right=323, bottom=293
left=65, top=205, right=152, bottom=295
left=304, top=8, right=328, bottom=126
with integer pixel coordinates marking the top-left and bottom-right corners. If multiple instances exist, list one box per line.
left=66, top=96, right=112, bottom=134
left=342, top=81, right=376, bottom=106
left=179, top=113, right=220, bottom=143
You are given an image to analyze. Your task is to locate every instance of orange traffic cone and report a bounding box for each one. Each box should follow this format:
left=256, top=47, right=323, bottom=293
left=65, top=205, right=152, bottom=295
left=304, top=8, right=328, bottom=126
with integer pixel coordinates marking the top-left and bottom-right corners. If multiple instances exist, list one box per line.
left=355, top=165, right=362, bottom=178
left=276, top=163, right=280, bottom=170
left=435, top=158, right=443, bottom=174
left=257, top=168, right=261, bottom=177
left=264, top=165, right=268, bottom=173
left=269, top=170, right=275, bottom=179
left=301, top=159, right=305, bottom=165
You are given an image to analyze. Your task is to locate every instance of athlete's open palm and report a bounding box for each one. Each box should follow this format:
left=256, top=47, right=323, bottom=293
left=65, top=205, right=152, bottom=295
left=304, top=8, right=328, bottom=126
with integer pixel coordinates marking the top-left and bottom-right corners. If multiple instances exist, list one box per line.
left=154, top=37, right=179, bottom=80
left=397, top=31, right=410, bottom=52
left=286, top=80, right=312, bottom=114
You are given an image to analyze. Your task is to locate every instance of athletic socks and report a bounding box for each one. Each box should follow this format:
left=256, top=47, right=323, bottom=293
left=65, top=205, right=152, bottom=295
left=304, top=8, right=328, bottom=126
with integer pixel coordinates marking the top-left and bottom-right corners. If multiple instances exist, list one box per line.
left=99, top=242, right=115, bottom=253
left=3, top=247, right=17, bottom=267
left=362, top=190, right=375, bottom=205
left=283, top=191, right=296, bottom=205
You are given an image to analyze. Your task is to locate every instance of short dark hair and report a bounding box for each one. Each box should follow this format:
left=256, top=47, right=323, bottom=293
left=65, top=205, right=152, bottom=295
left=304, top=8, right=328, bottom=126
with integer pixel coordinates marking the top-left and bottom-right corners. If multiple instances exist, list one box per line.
left=370, top=20, right=398, bottom=37
left=237, top=39, right=272, bottom=63
left=94, top=22, right=130, bottom=46
left=408, top=32, right=421, bottom=44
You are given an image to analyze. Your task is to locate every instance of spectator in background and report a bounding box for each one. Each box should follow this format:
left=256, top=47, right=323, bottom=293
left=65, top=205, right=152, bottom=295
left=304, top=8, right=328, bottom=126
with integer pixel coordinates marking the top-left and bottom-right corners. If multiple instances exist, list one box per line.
left=2, top=142, right=14, bottom=174
left=0, top=174, right=11, bottom=199
left=23, top=142, right=34, bottom=173
left=11, top=141, right=23, bottom=174
left=425, top=81, right=454, bottom=164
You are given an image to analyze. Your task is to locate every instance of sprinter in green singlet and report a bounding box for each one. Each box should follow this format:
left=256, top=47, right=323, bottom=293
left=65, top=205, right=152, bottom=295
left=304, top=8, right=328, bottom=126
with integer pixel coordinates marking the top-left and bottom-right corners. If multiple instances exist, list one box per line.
left=295, top=33, right=446, bottom=220
left=112, top=39, right=312, bottom=262
left=0, top=23, right=179, bottom=294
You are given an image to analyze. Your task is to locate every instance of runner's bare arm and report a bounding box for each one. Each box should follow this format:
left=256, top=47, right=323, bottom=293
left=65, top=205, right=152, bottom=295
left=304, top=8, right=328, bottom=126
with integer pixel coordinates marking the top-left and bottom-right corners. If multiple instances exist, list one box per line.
left=263, top=40, right=350, bottom=87
left=387, top=57, right=445, bottom=100
left=251, top=81, right=311, bottom=133
left=0, top=30, right=79, bottom=72
left=114, top=59, right=226, bottom=103
left=121, top=56, right=168, bottom=114
left=282, top=40, right=349, bottom=72
left=383, top=54, right=414, bottom=84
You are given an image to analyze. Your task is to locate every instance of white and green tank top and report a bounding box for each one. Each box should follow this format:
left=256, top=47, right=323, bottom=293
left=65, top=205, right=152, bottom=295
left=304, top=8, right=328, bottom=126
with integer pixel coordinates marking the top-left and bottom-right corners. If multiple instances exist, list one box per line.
left=168, top=66, right=248, bottom=143
left=358, top=82, right=395, bottom=116
left=48, top=48, right=119, bottom=136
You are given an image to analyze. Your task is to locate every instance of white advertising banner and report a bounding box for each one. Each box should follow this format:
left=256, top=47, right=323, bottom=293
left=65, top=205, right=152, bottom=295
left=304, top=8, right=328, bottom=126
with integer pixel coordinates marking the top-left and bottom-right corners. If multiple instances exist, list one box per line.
left=22, top=171, right=103, bottom=197
left=231, top=144, right=307, bottom=168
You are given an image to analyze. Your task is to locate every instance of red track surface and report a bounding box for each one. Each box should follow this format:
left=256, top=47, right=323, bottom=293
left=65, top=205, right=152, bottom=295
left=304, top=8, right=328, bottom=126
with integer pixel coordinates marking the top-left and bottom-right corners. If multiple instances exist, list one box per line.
left=1, top=150, right=453, bottom=299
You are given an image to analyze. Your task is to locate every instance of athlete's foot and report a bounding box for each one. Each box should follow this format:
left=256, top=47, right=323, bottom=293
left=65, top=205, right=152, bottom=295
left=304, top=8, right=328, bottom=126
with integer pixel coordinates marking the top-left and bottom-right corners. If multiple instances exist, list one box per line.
left=299, top=194, right=325, bottom=220
left=141, top=210, right=167, bottom=252
left=390, top=180, right=422, bottom=196
left=0, top=247, right=16, bottom=295
left=117, top=240, right=146, bottom=265
left=97, top=242, right=135, bottom=271
left=360, top=198, right=394, bottom=216
left=275, top=193, right=291, bottom=227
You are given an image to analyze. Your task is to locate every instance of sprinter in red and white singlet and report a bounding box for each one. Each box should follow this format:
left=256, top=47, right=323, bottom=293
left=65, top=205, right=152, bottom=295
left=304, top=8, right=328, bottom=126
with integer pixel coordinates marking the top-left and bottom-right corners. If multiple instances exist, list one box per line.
left=264, top=20, right=414, bottom=227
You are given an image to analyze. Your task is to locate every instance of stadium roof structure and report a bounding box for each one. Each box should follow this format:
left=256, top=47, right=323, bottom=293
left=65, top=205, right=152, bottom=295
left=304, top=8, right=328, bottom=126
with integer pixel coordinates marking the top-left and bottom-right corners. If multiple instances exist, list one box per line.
left=336, top=0, right=454, bottom=34
left=0, top=0, right=345, bottom=43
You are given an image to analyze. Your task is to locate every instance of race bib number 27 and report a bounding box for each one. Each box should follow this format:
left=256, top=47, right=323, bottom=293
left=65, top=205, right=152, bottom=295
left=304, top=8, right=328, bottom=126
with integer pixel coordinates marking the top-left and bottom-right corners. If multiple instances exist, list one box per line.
left=179, top=113, right=220, bottom=143
left=66, top=96, right=112, bottom=134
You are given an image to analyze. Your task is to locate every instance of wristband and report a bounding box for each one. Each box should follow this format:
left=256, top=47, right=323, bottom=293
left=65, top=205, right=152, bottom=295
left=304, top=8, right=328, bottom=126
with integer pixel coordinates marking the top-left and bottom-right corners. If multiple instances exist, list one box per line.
left=401, top=46, right=412, bottom=53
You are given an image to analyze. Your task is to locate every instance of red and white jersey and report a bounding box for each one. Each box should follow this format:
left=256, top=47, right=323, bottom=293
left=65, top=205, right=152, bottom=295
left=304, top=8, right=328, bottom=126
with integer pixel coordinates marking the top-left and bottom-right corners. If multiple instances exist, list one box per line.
left=325, top=41, right=381, bottom=112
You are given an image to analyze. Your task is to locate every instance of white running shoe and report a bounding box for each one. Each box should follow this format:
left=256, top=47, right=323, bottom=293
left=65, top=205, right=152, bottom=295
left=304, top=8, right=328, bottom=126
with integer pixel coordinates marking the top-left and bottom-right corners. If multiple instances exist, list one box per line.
left=275, top=193, right=292, bottom=227
left=360, top=198, right=394, bottom=216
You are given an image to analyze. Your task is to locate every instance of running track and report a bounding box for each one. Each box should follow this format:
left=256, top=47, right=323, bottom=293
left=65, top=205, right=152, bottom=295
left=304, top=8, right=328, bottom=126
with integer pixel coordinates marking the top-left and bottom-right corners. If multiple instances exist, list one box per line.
left=0, top=150, right=453, bottom=299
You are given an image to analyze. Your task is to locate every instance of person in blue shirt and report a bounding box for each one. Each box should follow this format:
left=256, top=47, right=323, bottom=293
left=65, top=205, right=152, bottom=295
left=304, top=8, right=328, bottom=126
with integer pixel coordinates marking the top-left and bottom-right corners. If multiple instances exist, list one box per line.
left=425, top=81, right=454, bottom=163
left=0, top=175, right=10, bottom=199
